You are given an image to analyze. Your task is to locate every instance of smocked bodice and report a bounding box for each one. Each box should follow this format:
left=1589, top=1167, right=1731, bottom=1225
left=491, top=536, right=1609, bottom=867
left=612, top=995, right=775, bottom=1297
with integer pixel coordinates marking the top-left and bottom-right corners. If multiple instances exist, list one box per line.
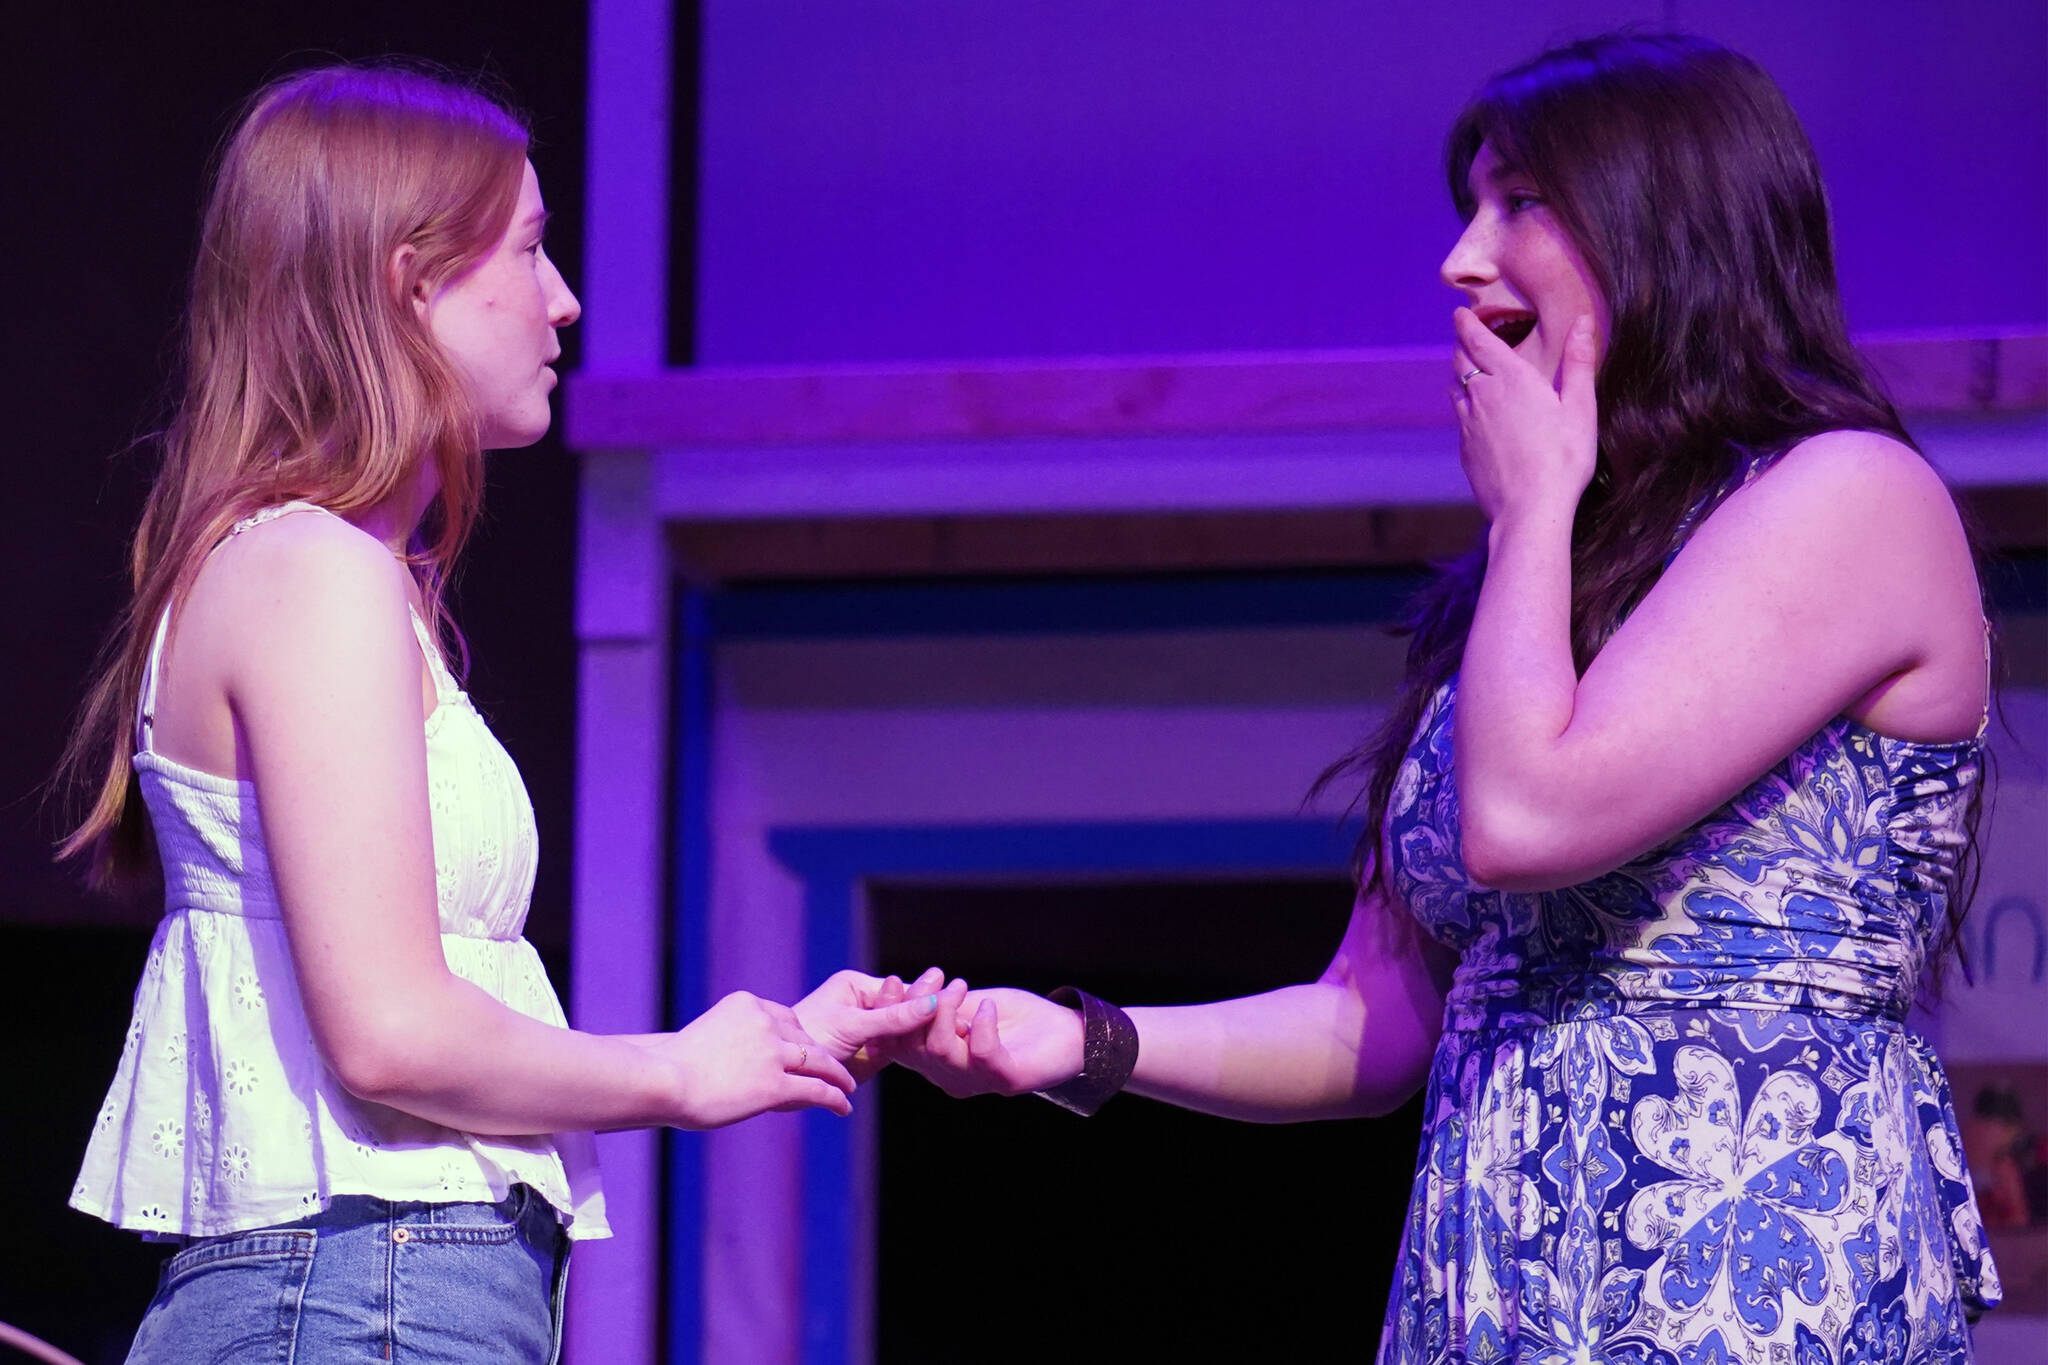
left=134, top=613, right=541, bottom=945
left=1388, top=680, right=1979, bottom=1031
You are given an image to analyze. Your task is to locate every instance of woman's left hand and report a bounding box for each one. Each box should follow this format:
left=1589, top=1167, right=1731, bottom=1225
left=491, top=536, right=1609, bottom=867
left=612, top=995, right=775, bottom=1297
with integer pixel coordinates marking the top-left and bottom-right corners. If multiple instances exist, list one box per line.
left=1451, top=309, right=1599, bottom=523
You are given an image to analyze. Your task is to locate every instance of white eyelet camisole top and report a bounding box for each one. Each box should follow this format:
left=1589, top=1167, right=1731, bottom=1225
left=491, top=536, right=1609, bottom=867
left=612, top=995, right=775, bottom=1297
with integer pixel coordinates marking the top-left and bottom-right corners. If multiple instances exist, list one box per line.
left=69, top=502, right=608, bottom=1241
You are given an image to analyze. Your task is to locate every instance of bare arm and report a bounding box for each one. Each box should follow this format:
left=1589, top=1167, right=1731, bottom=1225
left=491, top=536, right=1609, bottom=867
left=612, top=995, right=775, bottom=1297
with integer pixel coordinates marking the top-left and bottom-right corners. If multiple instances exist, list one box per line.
left=1450, top=310, right=1986, bottom=891
left=879, top=885, right=1453, bottom=1123
left=1124, top=887, right=1452, bottom=1121
left=221, top=517, right=926, bottom=1134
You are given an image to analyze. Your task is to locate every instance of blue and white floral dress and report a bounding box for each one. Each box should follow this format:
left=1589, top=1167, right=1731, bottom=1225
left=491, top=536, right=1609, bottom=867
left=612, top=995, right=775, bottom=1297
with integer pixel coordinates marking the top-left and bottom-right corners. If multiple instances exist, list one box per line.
left=1379, top=681, right=2002, bottom=1365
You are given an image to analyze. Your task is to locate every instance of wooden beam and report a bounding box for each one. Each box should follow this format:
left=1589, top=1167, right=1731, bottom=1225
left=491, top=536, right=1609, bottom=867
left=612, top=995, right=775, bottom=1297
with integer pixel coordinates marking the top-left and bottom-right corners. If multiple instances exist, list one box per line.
left=667, top=505, right=1485, bottom=581
left=575, top=349, right=1448, bottom=448
left=1864, top=332, right=2048, bottom=412
left=665, top=485, right=2045, bottom=582
left=571, top=331, right=2048, bottom=450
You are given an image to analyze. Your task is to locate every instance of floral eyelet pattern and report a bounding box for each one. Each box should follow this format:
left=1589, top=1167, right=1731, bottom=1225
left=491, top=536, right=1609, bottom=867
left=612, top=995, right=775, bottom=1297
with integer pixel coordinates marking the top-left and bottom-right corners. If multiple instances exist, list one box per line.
left=71, top=507, right=603, bottom=1244
left=231, top=972, right=264, bottom=1010
left=221, top=1058, right=259, bottom=1095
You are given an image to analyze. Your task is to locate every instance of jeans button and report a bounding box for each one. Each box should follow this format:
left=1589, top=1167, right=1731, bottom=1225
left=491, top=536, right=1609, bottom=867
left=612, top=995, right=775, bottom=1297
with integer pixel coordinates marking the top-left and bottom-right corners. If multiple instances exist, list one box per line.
left=392, top=1226, right=410, bottom=1244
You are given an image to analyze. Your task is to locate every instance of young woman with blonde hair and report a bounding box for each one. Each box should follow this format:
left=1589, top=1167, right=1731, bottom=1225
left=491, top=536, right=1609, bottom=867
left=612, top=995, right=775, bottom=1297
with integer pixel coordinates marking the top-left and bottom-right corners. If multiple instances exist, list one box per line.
left=59, top=64, right=935, bottom=1361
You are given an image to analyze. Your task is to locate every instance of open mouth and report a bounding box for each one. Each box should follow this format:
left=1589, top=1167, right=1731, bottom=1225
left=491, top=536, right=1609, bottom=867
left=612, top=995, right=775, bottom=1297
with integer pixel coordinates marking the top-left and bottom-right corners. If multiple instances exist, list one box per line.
left=1487, top=312, right=1538, bottom=350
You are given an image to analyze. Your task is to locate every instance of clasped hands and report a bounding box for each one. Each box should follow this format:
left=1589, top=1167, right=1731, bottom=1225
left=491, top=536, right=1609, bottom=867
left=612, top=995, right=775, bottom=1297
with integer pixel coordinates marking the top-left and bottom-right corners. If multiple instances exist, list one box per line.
left=855, top=971, right=1087, bottom=1100
left=645, top=967, right=1080, bottom=1130
left=798, top=968, right=1089, bottom=1106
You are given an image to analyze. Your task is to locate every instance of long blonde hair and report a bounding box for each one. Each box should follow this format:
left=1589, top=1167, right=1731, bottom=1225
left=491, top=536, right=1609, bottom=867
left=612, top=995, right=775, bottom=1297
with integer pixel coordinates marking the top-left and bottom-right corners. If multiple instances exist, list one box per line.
left=58, top=63, right=530, bottom=887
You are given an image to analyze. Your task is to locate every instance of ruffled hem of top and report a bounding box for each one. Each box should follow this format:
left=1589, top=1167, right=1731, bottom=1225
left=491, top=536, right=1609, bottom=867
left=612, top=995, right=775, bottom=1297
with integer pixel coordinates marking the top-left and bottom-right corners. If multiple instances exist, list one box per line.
left=72, top=908, right=610, bottom=1242
left=69, top=1161, right=611, bottom=1244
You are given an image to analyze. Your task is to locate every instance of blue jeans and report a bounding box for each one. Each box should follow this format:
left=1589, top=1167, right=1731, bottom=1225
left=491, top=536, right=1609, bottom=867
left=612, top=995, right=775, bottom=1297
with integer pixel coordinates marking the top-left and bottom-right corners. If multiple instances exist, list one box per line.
left=125, top=1185, right=569, bottom=1364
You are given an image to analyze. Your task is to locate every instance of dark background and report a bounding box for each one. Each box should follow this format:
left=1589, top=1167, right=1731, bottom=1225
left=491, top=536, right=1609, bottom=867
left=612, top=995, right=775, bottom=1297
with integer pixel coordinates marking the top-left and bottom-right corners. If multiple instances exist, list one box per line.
left=5, top=2, right=592, bottom=1355
left=871, top=879, right=1420, bottom=1362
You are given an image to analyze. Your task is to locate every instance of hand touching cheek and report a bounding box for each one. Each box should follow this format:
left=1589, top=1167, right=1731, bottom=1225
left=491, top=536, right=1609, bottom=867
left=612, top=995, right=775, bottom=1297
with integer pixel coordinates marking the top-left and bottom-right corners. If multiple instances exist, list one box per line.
left=1452, top=310, right=1600, bottom=523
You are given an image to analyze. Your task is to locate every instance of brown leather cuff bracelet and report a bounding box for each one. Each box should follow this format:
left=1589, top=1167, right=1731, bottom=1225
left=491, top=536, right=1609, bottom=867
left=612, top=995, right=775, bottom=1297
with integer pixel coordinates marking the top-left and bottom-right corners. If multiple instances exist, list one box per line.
left=1034, top=986, right=1139, bottom=1117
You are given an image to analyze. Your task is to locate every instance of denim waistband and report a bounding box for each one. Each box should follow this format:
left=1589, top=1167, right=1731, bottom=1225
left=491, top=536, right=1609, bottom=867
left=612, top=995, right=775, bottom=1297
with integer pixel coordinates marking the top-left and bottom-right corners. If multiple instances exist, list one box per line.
left=159, top=1182, right=564, bottom=1250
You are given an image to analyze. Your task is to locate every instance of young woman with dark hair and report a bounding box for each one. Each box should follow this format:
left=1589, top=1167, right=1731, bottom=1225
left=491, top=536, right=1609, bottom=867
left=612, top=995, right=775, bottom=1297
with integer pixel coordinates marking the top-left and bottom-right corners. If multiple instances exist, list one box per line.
left=882, top=34, right=2001, bottom=1363
left=58, top=65, right=936, bottom=1362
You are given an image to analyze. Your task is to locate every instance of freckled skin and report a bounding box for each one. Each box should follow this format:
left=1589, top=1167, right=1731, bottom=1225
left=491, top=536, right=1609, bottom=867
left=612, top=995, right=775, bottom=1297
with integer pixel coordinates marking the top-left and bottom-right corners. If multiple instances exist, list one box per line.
left=1440, top=142, right=1610, bottom=387
left=417, top=161, right=581, bottom=450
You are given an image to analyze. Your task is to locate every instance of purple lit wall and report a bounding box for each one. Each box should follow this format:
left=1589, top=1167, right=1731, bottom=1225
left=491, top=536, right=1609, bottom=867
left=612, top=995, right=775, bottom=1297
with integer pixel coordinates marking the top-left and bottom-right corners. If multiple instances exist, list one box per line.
left=696, top=1, right=2046, bottom=366
left=570, top=4, right=2048, bottom=1363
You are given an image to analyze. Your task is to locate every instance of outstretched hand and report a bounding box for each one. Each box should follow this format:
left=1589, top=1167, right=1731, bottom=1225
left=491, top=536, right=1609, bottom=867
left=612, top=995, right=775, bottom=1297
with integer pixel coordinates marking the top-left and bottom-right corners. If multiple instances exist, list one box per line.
left=864, top=976, right=1085, bottom=1100
left=651, top=989, right=861, bottom=1128
left=1451, top=308, right=1599, bottom=523
left=623, top=971, right=944, bottom=1129
left=793, top=968, right=946, bottom=1085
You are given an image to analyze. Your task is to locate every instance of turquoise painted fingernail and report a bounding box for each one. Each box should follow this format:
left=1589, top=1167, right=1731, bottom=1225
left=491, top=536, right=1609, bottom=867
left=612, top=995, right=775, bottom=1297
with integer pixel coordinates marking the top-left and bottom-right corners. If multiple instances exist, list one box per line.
left=921, top=994, right=938, bottom=1014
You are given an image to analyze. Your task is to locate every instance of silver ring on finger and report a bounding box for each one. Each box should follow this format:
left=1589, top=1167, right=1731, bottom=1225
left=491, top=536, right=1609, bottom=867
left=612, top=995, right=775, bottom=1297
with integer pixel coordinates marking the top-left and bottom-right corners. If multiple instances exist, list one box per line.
left=797, top=1045, right=808, bottom=1070
left=1459, top=366, right=1484, bottom=388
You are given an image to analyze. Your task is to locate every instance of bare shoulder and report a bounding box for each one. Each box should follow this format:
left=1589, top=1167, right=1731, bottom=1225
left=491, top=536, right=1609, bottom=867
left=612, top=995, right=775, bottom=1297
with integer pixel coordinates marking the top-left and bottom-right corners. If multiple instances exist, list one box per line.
left=1698, top=429, right=1985, bottom=737
left=1681, top=428, right=1976, bottom=597
left=1729, top=429, right=1966, bottom=544
left=180, top=508, right=421, bottom=698
left=152, top=508, right=425, bottom=774
left=201, top=508, right=413, bottom=627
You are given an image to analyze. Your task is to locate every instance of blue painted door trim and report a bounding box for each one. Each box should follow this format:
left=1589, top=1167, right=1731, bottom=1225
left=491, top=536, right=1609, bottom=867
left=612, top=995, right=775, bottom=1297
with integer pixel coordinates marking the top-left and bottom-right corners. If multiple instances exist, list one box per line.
left=666, top=588, right=714, bottom=1365
left=668, top=570, right=1399, bottom=1365
left=767, top=818, right=1360, bottom=1365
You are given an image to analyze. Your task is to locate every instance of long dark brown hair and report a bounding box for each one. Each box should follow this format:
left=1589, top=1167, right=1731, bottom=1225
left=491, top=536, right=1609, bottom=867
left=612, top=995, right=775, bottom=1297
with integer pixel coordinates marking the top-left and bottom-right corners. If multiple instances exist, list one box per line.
left=1317, top=33, right=1983, bottom=960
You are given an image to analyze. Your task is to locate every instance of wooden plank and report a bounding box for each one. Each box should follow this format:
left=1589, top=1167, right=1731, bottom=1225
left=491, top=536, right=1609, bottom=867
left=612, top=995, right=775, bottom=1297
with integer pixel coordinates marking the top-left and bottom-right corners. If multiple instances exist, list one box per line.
left=1863, top=331, right=2048, bottom=411
left=667, top=506, right=1486, bottom=581
left=571, top=331, right=2048, bottom=450
left=1993, top=333, right=2047, bottom=408
left=666, top=486, right=2042, bottom=583
left=574, top=348, right=1450, bottom=448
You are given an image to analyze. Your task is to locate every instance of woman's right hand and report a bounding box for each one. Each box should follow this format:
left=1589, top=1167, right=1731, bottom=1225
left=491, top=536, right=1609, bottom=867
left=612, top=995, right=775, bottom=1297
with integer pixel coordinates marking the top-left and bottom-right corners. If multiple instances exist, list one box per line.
left=652, top=991, right=859, bottom=1128
left=869, top=980, right=1085, bottom=1099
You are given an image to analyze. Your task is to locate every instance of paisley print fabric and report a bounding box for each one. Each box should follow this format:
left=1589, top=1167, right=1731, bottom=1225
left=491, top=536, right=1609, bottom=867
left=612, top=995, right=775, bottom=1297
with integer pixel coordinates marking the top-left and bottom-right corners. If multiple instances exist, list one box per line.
left=1380, top=680, right=2000, bottom=1364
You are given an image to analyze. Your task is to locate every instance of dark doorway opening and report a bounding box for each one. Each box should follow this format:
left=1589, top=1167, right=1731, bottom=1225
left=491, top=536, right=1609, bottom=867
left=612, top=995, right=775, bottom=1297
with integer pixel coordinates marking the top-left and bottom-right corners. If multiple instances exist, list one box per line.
left=871, top=878, right=1424, bottom=1362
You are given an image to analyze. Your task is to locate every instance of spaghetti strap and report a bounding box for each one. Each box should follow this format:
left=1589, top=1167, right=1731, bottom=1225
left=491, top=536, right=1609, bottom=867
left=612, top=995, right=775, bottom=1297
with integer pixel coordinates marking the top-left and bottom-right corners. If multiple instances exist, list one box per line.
left=407, top=606, right=462, bottom=704
left=229, top=500, right=338, bottom=536
left=1976, top=616, right=1994, bottom=741
left=135, top=608, right=174, bottom=753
